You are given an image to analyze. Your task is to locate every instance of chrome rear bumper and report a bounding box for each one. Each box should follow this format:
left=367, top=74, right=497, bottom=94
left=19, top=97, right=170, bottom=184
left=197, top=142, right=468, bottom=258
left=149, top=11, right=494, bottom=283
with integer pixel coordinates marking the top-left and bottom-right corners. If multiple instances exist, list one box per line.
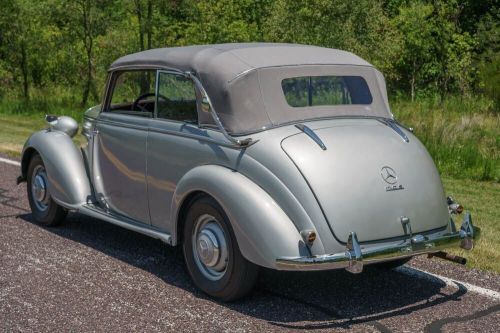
left=276, top=212, right=478, bottom=273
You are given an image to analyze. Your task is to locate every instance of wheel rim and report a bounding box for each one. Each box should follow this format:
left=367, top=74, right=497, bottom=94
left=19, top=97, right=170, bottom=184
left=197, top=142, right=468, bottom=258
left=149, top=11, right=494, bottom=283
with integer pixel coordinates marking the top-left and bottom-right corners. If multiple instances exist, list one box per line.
left=31, top=165, right=50, bottom=212
left=192, top=214, right=229, bottom=281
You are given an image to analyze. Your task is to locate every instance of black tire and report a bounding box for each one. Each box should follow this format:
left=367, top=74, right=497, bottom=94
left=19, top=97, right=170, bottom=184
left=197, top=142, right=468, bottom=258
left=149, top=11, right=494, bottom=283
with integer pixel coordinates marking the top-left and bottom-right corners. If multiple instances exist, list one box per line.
left=374, top=257, right=411, bottom=270
left=183, top=195, right=259, bottom=301
left=27, top=154, right=67, bottom=226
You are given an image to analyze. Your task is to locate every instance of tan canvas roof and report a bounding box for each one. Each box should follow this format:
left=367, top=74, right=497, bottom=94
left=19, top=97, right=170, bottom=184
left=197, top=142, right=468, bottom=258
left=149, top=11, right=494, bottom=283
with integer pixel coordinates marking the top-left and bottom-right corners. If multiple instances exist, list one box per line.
left=110, top=43, right=373, bottom=75
left=110, top=43, right=391, bottom=134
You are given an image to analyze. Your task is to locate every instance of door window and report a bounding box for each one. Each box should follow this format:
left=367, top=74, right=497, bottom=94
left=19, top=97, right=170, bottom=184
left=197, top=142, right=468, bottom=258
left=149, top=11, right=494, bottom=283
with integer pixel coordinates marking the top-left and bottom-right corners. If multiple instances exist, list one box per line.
left=156, top=72, right=198, bottom=123
left=108, top=70, right=156, bottom=117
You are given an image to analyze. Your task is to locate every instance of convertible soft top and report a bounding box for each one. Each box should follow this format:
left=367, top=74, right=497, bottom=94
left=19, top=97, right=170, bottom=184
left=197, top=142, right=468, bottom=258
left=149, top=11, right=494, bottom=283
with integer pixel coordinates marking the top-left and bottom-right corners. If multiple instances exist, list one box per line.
left=110, top=43, right=392, bottom=134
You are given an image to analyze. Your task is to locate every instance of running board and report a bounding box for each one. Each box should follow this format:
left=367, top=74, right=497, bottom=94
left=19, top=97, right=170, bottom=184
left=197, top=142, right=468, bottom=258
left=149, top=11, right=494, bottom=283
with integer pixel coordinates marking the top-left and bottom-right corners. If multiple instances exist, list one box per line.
left=79, top=204, right=172, bottom=245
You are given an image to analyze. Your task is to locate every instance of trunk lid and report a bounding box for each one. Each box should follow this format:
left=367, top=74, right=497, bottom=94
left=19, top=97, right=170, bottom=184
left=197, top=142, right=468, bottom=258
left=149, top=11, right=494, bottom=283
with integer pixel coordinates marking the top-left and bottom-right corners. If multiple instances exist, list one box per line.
left=281, top=119, right=449, bottom=243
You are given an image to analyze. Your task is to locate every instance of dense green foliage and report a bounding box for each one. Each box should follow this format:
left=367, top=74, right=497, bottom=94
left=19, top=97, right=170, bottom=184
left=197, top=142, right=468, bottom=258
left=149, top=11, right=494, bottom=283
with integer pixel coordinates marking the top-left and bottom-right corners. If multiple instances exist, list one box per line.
left=0, top=0, right=498, bottom=105
left=0, top=0, right=498, bottom=181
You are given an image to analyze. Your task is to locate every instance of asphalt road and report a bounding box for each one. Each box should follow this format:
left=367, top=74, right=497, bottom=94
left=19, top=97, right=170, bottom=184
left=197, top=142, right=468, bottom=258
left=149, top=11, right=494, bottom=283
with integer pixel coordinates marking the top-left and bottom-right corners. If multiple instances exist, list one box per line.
left=1, top=156, right=499, bottom=332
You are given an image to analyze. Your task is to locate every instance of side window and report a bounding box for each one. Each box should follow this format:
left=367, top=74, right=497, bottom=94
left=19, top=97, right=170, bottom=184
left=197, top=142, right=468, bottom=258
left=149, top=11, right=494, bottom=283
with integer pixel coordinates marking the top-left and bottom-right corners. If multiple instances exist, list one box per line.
left=108, top=70, right=156, bottom=117
left=156, top=72, right=198, bottom=123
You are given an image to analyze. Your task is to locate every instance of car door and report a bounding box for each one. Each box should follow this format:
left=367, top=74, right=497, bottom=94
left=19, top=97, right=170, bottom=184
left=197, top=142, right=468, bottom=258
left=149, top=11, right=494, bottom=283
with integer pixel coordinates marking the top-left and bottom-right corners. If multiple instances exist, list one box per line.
left=93, top=69, right=156, bottom=224
left=147, top=71, right=202, bottom=231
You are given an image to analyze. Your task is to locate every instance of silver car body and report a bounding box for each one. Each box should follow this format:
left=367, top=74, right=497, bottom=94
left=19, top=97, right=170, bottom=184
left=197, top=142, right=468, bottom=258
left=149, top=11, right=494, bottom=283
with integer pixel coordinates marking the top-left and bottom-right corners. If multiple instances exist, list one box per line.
left=19, top=43, right=476, bottom=272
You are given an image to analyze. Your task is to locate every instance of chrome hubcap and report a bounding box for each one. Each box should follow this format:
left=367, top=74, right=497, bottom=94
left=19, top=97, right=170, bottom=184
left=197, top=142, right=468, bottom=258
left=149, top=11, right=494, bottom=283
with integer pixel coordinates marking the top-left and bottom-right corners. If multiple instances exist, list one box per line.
left=192, top=214, right=228, bottom=281
left=31, top=165, right=50, bottom=211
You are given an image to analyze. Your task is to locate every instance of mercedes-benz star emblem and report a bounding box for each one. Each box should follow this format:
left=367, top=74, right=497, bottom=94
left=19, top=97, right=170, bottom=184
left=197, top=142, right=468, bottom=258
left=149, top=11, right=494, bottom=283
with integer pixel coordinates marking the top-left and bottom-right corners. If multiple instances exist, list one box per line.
left=381, top=166, right=398, bottom=184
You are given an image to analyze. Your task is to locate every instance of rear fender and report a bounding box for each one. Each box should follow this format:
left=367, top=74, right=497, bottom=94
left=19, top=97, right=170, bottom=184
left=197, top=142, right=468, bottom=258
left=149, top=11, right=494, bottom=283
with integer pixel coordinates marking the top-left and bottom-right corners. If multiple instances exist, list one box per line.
left=171, top=165, right=309, bottom=269
left=21, top=130, right=92, bottom=209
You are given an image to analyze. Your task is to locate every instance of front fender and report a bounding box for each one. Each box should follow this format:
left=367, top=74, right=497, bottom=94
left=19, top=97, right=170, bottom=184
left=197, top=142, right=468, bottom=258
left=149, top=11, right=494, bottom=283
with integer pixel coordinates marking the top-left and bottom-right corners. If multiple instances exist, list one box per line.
left=171, top=165, right=309, bottom=269
left=21, top=130, right=91, bottom=209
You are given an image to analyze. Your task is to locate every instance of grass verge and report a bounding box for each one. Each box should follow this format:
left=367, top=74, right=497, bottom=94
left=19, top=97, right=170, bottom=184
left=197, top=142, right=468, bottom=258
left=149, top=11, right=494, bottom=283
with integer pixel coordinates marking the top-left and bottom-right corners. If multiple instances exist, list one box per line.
left=393, top=96, right=499, bottom=182
left=443, top=177, right=500, bottom=273
left=0, top=110, right=84, bottom=157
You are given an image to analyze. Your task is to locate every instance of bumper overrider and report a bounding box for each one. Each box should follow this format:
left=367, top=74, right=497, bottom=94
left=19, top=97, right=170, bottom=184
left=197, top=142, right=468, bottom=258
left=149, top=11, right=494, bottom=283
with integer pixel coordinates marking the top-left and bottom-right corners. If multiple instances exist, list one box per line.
left=276, top=212, right=479, bottom=273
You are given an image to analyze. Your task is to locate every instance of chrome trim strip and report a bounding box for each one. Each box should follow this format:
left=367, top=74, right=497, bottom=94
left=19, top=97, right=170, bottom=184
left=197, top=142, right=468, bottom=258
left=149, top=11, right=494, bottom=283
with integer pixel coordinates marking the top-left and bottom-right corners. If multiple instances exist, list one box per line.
left=377, top=118, right=409, bottom=142
left=276, top=212, right=478, bottom=272
left=80, top=204, right=172, bottom=244
left=186, top=71, right=254, bottom=147
left=295, top=124, right=327, bottom=150
left=97, top=119, right=149, bottom=131
left=98, top=117, right=253, bottom=149
left=148, top=126, right=248, bottom=149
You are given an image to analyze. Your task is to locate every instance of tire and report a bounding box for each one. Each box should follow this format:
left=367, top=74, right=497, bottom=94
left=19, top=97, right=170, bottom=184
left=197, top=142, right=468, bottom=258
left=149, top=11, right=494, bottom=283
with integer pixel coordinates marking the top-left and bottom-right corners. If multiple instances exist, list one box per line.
left=183, top=195, right=259, bottom=301
left=26, top=154, right=67, bottom=226
left=374, top=257, right=411, bottom=270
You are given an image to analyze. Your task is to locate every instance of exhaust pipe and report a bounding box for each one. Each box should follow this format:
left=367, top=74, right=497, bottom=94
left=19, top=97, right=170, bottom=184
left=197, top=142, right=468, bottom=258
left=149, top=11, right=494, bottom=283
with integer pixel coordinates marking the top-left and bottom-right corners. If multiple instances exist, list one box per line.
left=428, top=251, right=467, bottom=265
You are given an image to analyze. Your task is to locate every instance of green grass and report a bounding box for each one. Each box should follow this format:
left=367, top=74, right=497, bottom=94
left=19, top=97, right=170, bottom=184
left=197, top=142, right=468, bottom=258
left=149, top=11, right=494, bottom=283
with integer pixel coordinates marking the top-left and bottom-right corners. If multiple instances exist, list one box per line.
left=0, top=113, right=86, bottom=157
left=0, top=97, right=86, bottom=156
left=393, top=96, right=499, bottom=182
left=443, top=177, right=500, bottom=273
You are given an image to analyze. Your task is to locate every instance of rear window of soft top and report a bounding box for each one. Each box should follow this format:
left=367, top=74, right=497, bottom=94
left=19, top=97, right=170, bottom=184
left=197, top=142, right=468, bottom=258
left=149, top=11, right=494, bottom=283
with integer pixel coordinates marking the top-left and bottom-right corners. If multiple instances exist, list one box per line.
left=281, top=75, right=373, bottom=107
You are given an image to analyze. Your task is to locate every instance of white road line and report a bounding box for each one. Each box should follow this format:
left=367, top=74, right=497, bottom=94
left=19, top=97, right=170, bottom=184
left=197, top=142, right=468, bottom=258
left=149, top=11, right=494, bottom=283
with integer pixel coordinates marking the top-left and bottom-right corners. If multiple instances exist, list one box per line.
left=0, top=157, right=21, bottom=167
left=399, top=266, right=500, bottom=300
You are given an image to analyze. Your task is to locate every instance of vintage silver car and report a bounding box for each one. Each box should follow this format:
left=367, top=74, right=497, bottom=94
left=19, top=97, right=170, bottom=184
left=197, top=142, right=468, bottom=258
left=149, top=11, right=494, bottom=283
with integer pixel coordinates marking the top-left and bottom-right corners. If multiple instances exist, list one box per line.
left=18, top=43, right=477, bottom=301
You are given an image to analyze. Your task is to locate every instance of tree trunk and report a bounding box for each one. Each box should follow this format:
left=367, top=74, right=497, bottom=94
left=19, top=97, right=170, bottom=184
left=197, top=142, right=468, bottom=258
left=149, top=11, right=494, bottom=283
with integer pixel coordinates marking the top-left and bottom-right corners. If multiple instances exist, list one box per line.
left=410, top=74, right=415, bottom=102
left=81, top=47, right=92, bottom=107
left=146, top=0, right=152, bottom=50
left=410, top=61, right=416, bottom=102
left=136, top=0, right=145, bottom=51
left=80, top=0, right=93, bottom=107
left=20, top=42, right=29, bottom=100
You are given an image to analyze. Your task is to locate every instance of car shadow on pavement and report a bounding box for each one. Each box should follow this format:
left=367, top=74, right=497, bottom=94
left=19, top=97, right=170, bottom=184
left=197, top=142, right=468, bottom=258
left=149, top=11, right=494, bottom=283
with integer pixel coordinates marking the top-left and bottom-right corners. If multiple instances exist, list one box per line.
left=19, top=212, right=468, bottom=331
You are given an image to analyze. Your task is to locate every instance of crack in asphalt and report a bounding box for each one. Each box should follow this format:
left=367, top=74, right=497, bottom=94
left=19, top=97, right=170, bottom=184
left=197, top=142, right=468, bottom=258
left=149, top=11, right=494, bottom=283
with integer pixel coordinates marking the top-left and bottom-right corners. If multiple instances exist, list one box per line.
left=424, top=304, right=500, bottom=333
left=424, top=303, right=500, bottom=333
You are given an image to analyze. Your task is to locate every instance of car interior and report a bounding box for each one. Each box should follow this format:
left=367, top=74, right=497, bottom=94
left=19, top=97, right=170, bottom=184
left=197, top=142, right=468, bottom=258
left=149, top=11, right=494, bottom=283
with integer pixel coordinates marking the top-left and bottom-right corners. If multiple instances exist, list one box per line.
left=108, top=70, right=198, bottom=123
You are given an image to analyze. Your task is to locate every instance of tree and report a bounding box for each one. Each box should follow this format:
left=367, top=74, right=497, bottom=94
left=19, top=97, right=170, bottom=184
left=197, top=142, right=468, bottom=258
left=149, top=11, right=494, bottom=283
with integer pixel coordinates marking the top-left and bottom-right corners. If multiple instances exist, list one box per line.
left=264, top=0, right=402, bottom=89
left=133, top=0, right=153, bottom=51
left=57, top=0, right=118, bottom=106
left=177, top=0, right=271, bottom=44
left=475, top=8, right=500, bottom=108
left=393, top=2, right=438, bottom=100
left=0, top=0, right=47, bottom=99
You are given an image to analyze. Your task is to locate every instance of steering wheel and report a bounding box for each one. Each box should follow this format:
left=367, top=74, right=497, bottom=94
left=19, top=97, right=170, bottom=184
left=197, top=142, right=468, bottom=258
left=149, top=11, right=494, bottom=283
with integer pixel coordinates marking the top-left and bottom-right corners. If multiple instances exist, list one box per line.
left=132, top=93, right=170, bottom=112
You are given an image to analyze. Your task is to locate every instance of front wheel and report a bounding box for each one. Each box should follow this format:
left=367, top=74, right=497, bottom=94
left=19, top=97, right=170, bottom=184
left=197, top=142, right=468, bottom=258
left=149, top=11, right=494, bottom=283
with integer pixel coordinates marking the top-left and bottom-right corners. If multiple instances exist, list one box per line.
left=27, top=154, right=67, bottom=226
left=183, top=195, right=258, bottom=301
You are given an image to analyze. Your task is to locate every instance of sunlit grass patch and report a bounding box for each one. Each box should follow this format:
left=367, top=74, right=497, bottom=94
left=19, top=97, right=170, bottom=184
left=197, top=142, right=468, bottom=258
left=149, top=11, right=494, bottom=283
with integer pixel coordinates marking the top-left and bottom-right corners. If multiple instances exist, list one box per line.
left=443, top=177, right=500, bottom=273
left=393, top=97, right=499, bottom=182
left=0, top=109, right=85, bottom=157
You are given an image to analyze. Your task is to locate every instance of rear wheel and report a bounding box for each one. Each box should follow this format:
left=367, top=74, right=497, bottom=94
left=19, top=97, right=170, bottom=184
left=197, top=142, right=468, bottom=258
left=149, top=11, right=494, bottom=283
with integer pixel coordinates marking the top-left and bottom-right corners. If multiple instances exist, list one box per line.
left=182, top=195, right=258, bottom=301
left=27, top=154, right=67, bottom=226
